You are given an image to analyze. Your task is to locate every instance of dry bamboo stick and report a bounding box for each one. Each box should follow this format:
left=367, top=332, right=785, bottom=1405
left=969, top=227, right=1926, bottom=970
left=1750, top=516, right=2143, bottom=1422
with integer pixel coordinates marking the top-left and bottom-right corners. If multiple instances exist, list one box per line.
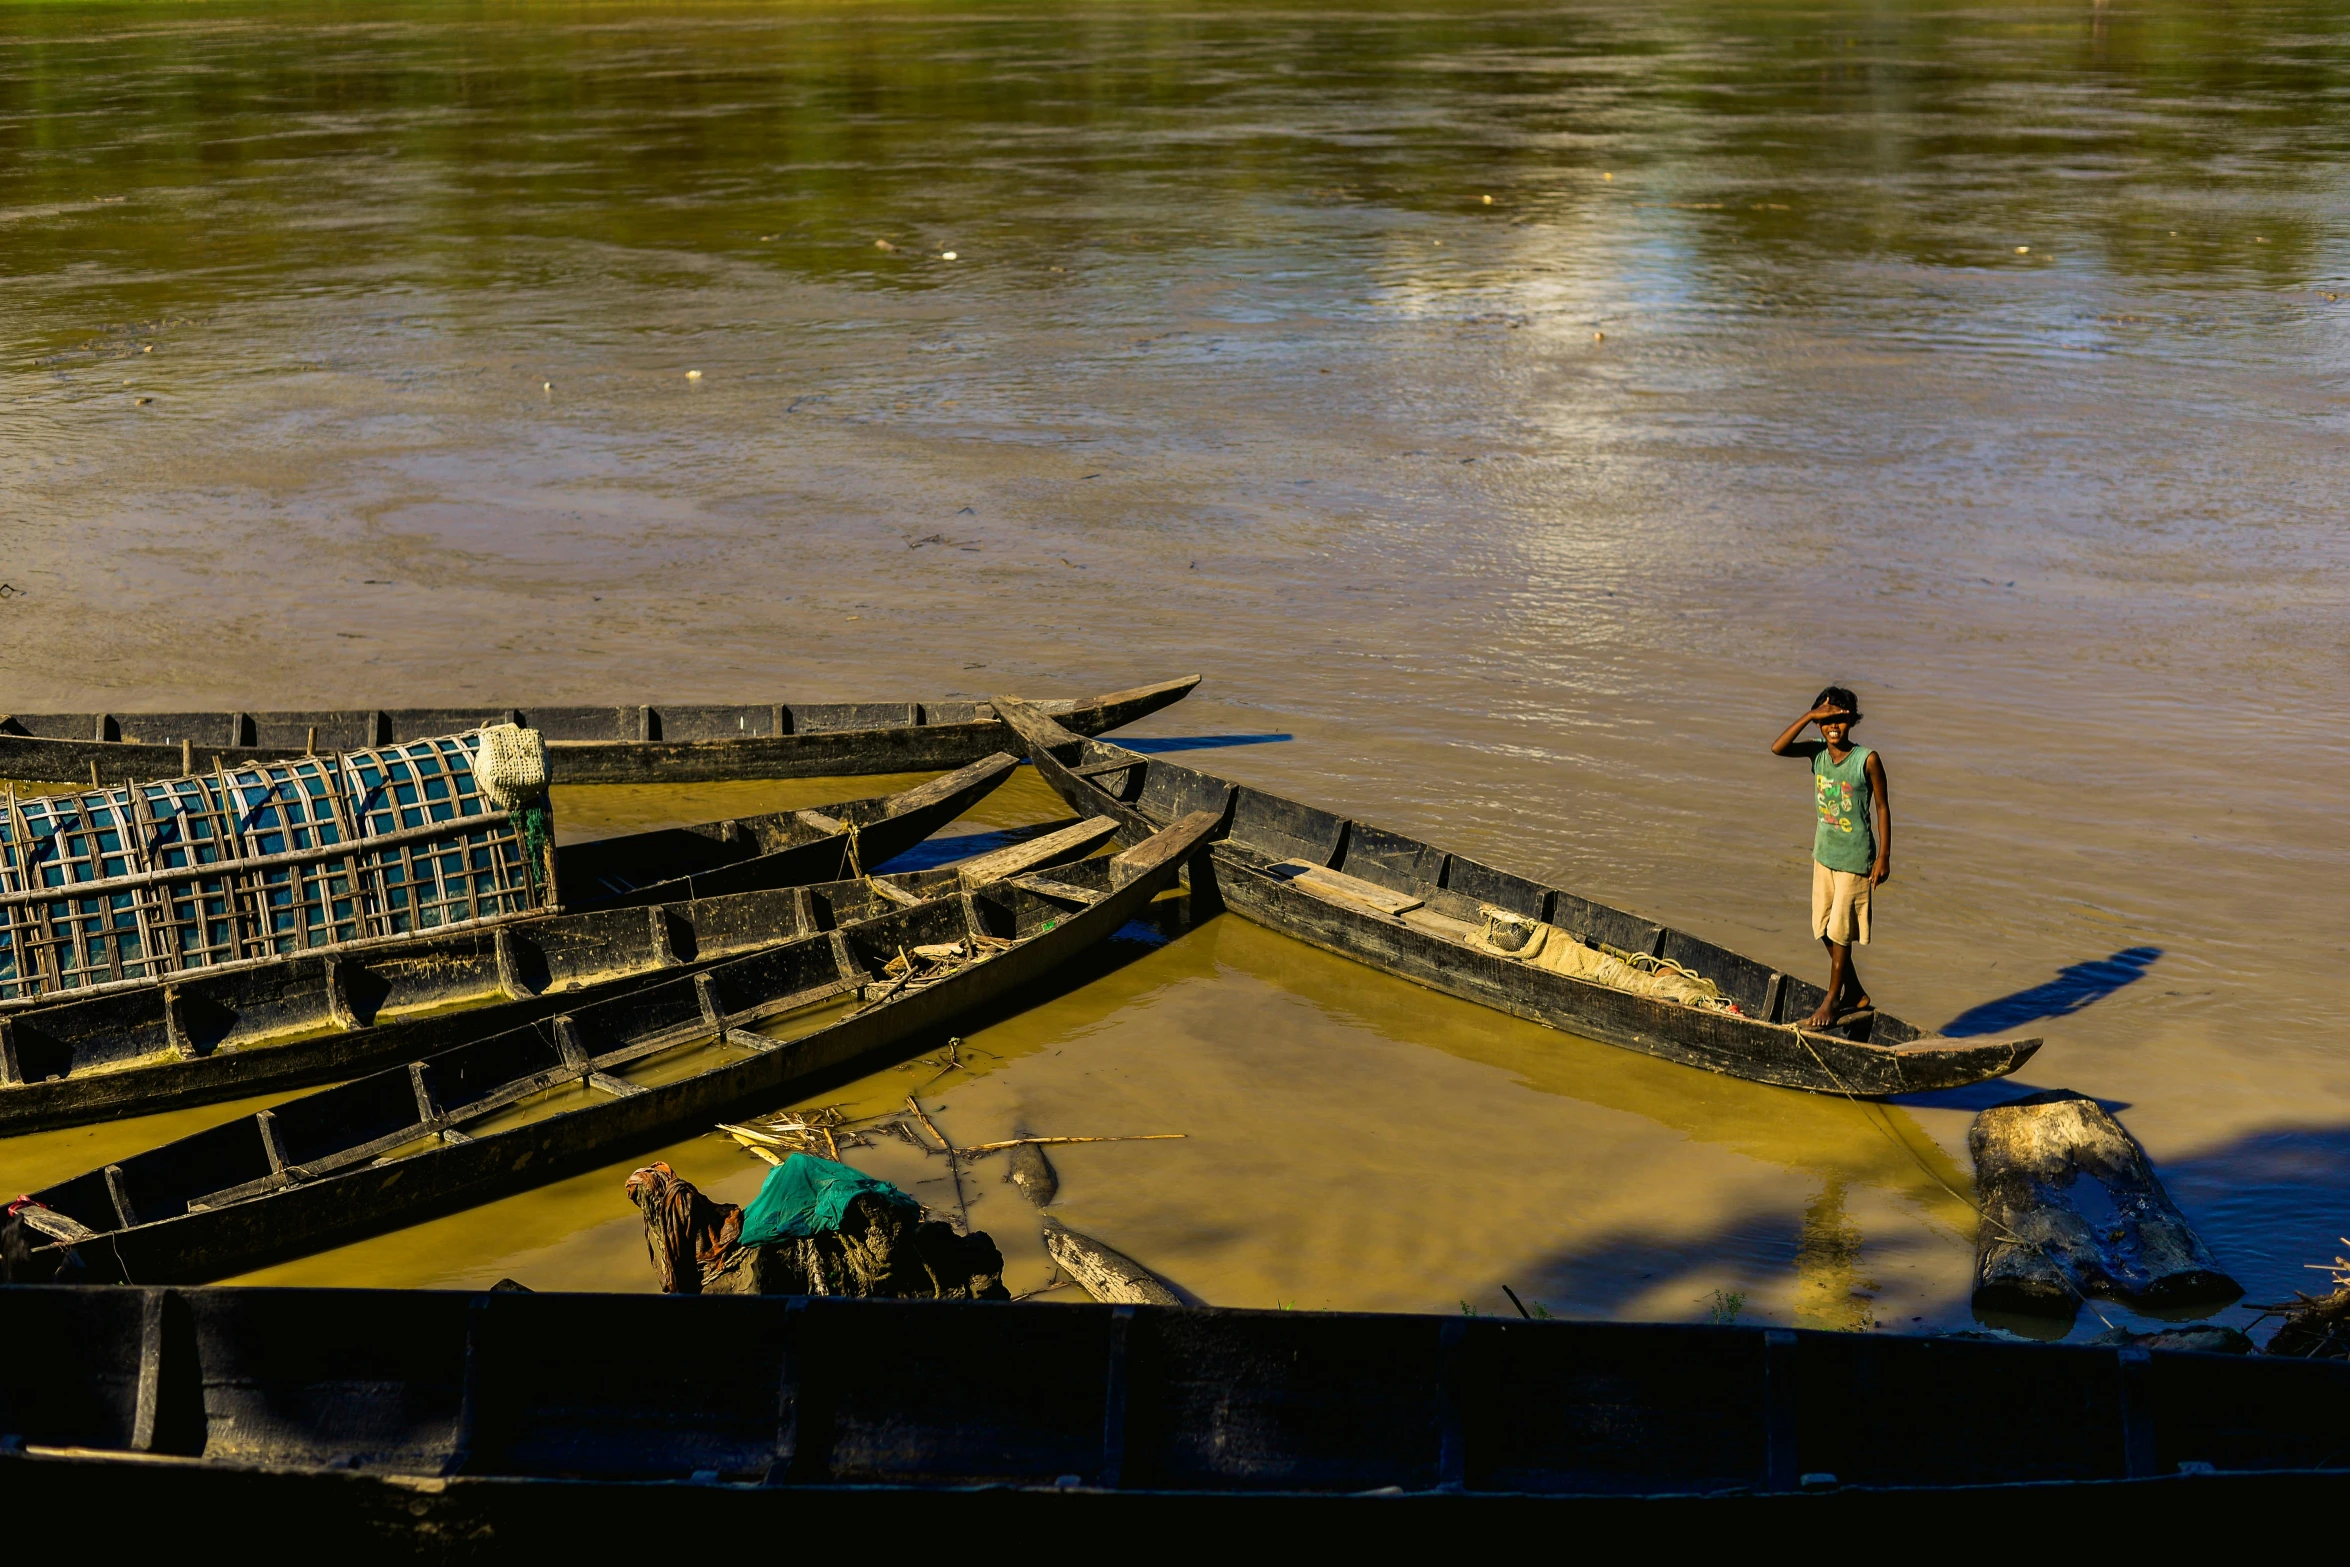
left=962, top=1134, right=1186, bottom=1153
left=907, top=1095, right=970, bottom=1232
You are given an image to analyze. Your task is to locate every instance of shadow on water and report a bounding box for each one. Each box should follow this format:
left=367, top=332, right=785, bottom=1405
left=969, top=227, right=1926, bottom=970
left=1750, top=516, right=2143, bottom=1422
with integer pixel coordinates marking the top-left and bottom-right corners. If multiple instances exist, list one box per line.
left=1500, top=1183, right=1885, bottom=1332
left=2156, top=1123, right=2350, bottom=1301
left=1940, top=947, right=2162, bottom=1038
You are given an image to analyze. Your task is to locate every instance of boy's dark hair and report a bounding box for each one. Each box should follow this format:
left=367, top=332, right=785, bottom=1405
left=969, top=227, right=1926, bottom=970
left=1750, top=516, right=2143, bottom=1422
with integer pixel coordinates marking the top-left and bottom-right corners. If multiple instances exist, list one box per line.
left=1814, top=685, right=1860, bottom=717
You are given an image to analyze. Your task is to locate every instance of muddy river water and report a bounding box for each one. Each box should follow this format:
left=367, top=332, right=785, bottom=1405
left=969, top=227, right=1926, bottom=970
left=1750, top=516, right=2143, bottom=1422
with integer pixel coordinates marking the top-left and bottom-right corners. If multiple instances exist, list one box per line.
left=2, top=0, right=2346, bottom=1336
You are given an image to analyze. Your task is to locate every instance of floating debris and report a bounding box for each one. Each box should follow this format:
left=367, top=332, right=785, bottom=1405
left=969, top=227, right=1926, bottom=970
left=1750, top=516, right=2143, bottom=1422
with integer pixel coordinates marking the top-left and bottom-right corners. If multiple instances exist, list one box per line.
left=2249, top=1243, right=2350, bottom=1359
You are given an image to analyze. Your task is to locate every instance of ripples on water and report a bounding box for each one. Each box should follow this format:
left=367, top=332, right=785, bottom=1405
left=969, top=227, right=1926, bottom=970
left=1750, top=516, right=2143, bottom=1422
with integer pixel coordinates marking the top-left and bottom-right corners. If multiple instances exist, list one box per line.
left=1, top=0, right=2345, bottom=1335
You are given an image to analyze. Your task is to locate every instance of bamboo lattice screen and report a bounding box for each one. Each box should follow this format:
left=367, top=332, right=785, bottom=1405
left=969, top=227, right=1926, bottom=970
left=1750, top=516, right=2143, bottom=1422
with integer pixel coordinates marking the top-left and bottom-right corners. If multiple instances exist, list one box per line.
left=0, top=732, right=550, bottom=1003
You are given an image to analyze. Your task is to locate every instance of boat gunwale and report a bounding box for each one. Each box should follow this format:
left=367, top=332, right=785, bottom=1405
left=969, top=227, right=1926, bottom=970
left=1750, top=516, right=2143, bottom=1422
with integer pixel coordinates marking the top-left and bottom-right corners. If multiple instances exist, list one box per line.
left=0, top=677, right=1202, bottom=787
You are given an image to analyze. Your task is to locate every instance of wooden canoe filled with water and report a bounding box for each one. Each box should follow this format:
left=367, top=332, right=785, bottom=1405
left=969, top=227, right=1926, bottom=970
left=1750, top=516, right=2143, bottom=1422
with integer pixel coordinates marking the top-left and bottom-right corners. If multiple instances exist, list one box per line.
left=992, top=700, right=2039, bottom=1098
left=0, top=1286, right=2338, bottom=1523
left=0, top=675, right=1199, bottom=787
left=11, top=812, right=1217, bottom=1284
left=0, top=749, right=1016, bottom=1010
left=0, top=813, right=1115, bottom=1136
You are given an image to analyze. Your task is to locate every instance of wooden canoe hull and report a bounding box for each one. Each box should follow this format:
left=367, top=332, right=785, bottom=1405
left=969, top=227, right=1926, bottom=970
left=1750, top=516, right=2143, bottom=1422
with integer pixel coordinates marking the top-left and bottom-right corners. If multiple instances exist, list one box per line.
left=0, top=678, right=1198, bottom=787
left=989, top=702, right=2037, bottom=1098
left=1211, top=852, right=2036, bottom=1096
left=10, top=1456, right=2339, bottom=1536
left=33, top=818, right=1213, bottom=1285
left=0, top=840, right=1083, bottom=1136
left=0, top=1287, right=2340, bottom=1506
left=0, top=751, right=1016, bottom=1019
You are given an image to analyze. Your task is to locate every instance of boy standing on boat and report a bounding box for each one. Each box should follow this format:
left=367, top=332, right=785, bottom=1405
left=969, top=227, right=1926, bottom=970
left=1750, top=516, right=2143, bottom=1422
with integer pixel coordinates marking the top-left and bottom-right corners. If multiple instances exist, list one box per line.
left=1769, top=686, right=1892, bottom=1029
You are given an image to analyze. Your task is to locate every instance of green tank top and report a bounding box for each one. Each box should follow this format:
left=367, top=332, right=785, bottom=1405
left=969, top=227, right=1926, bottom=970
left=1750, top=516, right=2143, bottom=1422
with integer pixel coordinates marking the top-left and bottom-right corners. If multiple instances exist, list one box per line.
left=1812, top=746, right=1876, bottom=874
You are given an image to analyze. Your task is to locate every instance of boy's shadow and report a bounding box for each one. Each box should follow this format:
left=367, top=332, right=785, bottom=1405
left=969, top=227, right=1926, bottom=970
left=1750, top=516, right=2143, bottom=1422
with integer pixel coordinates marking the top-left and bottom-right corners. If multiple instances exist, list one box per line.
left=1939, top=946, right=2162, bottom=1038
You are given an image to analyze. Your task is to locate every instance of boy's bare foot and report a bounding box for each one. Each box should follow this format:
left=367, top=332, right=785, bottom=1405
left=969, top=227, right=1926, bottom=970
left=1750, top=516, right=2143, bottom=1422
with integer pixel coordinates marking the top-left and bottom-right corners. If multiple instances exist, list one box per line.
left=1845, top=992, right=1872, bottom=1014
left=1800, top=1002, right=1839, bottom=1029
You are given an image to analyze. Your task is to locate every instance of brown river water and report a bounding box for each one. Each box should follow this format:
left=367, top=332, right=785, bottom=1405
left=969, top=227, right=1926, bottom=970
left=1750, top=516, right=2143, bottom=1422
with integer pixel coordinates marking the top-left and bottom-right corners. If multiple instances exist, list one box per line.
left=2, top=0, right=2346, bottom=1338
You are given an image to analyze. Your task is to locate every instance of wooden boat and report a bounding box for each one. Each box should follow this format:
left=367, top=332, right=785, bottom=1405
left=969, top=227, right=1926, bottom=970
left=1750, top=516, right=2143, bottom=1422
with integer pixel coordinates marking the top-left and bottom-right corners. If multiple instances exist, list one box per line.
left=0, top=1289, right=2339, bottom=1526
left=0, top=815, right=1116, bottom=1137
left=12, top=811, right=1218, bottom=1284
left=0, top=675, right=1199, bottom=787
left=0, top=749, right=1017, bottom=1009
left=991, top=699, right=2040, bottom=1097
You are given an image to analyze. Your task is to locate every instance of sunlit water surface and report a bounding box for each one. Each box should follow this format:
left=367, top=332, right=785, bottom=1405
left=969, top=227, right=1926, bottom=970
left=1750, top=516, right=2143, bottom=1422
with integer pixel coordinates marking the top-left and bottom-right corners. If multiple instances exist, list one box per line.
left=3, top=0, right=2347, bottom=1339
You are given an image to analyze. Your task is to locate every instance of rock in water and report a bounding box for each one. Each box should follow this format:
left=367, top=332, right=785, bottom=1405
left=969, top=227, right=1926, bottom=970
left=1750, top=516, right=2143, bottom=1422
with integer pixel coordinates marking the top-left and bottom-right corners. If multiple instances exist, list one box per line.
left=1007, top=1139, right=1058, bottom=1207
left=1970, top=1090, right=2239, bottom=1320
left=1041, top=1216, right=1184, bottom=1306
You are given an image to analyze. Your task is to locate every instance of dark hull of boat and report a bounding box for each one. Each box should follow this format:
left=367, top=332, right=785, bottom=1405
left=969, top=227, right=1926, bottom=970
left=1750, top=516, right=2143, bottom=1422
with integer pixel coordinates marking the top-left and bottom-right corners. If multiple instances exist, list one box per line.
left=0, top=829, right=1102, bottom=1136
left=991, top=703, right=2036, bottom=1098
left=0, top=678, right=1197, bottom=787
left=0, top=751, right=1013, bottom=1019
left=5, top=1458, right=2336, bottom=1543
left=27, top=818, right=1212, bottom=1285
left=0, top=1288, right=2338, bottom=1519
left=1209, top=854, right=2032, bottom=1095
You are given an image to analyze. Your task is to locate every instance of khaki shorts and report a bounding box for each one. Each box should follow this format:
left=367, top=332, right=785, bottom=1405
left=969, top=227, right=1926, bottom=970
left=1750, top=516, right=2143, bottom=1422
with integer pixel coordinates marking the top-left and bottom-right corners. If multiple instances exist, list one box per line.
left=1811, top=861, right=1872, bottom=946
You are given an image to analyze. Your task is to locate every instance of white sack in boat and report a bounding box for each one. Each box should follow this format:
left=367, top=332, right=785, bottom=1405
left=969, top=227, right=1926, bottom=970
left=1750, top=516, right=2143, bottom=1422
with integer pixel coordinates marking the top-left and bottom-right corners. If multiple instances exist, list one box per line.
left=471, top=724, right=549, bottom=809
left=1470, top=908, right=1730, bottom=1012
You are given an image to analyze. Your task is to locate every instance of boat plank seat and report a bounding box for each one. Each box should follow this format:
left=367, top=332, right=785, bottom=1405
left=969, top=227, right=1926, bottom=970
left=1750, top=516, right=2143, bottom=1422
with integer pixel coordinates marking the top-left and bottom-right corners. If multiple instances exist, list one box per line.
left=1270, top=860, right=1424, bottom=918
left=1005, top=875, right=1105, bottom=906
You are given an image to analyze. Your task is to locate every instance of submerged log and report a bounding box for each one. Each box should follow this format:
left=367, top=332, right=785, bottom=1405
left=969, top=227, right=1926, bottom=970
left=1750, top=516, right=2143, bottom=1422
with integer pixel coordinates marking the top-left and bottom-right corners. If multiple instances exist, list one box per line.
left=1041, top=1216, right=1184, bottom=1306
left=1970, top=1090, right=2239, bottom=1319
left=1006, top=1138, right=1058, bottom=1208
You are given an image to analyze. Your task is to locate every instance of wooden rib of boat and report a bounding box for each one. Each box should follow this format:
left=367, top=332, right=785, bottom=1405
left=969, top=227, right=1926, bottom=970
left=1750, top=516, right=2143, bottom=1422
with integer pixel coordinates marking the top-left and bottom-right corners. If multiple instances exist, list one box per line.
left=0, top=817, right=1117, bottom=1137
left=0, top=751, right=1017, bottom=1011
left=0, top=676, right=1200, bottom=787
left=990, top=699, right=2039, bottom=1098
left=0, top=1290, right=2339, bottom=1520
left=15, top=811, right=1218, bottom=1285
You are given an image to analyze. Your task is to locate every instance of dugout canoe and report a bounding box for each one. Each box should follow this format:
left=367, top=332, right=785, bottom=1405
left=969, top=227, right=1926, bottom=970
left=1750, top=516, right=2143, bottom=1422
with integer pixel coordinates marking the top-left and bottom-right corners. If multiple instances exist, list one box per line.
left=12, top=811, right=1218, bottom=1284
left=0, top=816, right=1117, bottom=1136
left=991, top=699, right=2039, bottom=1097
left=0, top=1289, right=2340, bottom=1529
left=0, top=750, right=1017, bottom=1011
left=0, top=676, right=1199, bottom=788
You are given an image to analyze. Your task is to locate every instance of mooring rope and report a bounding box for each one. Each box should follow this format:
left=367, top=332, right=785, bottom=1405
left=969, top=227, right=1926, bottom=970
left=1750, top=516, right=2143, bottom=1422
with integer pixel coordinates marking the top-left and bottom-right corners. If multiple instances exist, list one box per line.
left=1779, top=1021, right=2120, bottom=1333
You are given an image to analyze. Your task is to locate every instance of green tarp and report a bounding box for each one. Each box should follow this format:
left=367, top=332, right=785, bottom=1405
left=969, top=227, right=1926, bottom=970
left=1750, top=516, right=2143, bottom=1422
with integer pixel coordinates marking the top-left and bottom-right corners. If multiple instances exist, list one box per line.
left=735, top=1152, right=919, bottom=1249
